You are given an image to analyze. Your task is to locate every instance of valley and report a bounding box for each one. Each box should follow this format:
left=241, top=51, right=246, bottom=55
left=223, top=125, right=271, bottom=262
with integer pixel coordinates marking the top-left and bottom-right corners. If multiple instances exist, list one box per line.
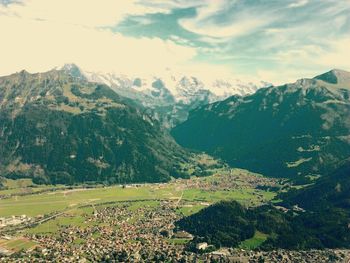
left=0, top=167, right=280, bottom=261
left=1, top=0, right=350, bottom=261
left=1, top=166, right=349, bottom=262
left=0, top=67, right=349, bottom=262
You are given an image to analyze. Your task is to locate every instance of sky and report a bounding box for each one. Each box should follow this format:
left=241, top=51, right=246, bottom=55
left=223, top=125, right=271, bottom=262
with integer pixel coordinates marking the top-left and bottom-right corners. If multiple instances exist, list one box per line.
left=0, top=0, right=349, bottom=84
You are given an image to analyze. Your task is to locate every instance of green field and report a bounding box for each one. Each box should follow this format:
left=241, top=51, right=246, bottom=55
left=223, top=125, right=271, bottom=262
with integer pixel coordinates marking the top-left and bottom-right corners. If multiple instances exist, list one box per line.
left=25, top=213, right=91, bottom=235
left=183, top=188, right=275, bottom=206
left=0, top=238, right=37, bottom=252
left=239, top=231, right=268, bottom=250
left=0, top=185, right=179, bottom=217
left=0, top=178, right=67, bottom=196
left=0, top=183, right=276, bottom=218
left=177, top=204, right=207, bottom=216
left=167, top=238, right=190, bottom=245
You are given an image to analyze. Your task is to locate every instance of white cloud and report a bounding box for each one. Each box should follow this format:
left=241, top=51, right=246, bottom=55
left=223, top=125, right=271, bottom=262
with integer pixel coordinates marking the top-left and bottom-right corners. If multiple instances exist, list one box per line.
left=138, top=0, right=203, bottom=12
left=257, top=68, right=318, bottom=85
left=273, top=38, right=350, bottom=73
left=178, top=0, right=274, bottom=38
left=0, top=0, right=164, bottom=27
left=0, top=0, right=349, bottom=84
left=317, top=37, right=350, bottom=69
left=181, top=16, right=270, bottom=38
left=257, top=37, right=350, bottom=84
left=0, top=1, right=198, bottom=76
left=288, top=0, right=309, bottom=8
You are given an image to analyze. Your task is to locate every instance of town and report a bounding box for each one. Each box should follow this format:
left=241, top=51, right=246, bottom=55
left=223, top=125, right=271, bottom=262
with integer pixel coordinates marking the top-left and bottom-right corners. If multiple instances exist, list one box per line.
left=0, top=169, right=349, bottom=262
left=1, top=199, right=350, bottom=262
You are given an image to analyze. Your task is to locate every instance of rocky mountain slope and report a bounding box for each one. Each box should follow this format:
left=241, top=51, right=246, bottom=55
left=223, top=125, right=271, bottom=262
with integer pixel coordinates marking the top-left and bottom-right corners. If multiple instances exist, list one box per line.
left=61, top=64, right=269, bottom=127
left=172, top=69, right=350, bottom=181
left=0, top=69, right=190, bottom=184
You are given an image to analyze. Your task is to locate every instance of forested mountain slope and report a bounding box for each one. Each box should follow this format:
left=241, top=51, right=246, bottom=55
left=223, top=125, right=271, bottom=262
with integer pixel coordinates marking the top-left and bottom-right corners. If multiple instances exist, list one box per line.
left=172, top=69, right=350, bottom=181
left=0, top=69, right=189, bottom=184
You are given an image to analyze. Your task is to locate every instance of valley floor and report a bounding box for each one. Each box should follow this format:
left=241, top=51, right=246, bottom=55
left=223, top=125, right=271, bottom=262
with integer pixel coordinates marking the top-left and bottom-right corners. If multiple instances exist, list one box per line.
left=0, top=169, right=348, bottom=262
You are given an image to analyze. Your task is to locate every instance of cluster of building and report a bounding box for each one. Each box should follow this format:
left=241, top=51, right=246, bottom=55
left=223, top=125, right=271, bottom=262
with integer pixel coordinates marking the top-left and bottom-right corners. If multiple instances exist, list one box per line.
left=1, top=174, right=347, bottom=262
left=0, top=215, right=33, bottom=229
left=2, top=201, right=224, bottom=262
left=1, top=199, right=350, bottom=262
left=174, top=169, right=280, bottom=193
left=219, top=248, right=350, bottom=263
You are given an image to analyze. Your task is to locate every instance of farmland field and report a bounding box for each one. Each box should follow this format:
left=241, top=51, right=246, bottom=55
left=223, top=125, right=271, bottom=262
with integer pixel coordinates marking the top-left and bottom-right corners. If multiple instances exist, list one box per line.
left=0, top=185, right=174, bottom=217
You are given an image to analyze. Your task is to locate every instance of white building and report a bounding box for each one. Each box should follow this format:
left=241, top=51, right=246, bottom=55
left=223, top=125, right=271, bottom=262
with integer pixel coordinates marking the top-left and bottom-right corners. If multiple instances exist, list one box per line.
left=196, top=242, right=208, bottom=250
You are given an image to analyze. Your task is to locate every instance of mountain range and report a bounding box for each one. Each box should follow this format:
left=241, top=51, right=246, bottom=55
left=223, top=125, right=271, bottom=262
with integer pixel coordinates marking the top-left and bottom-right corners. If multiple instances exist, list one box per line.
left=1, top=67, right=349, bottom=184
left=172, top=69, right=350, bottom=181
left=61, top=64, right=270, bottom=128
left=0, top=69, right=190, bottom=184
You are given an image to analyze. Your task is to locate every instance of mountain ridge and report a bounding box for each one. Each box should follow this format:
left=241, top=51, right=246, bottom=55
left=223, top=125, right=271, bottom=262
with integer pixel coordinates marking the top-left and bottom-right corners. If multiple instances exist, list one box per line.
left=172, top=69, right=350, bottom=181
left=314, top=69, right=350, bottom=87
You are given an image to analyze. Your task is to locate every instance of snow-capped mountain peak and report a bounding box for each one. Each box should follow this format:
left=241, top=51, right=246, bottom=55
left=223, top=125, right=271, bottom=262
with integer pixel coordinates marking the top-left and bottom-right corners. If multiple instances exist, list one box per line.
left=60, top=63, right=270, bottom=127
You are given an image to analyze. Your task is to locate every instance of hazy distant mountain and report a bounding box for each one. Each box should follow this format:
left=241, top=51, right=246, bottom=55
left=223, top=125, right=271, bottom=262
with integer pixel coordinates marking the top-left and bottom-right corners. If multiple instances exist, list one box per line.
left=172, top=69, right=350, bottom=181
left=61, top=64, right=270, bottom=128
left=0, top=69, right=189, bottom=184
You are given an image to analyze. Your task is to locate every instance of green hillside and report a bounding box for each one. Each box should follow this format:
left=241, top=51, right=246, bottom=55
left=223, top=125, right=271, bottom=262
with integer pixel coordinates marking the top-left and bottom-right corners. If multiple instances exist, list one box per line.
left=172, top=70, right=350, bottom=181
left=0, top=69, right=189, bottom=184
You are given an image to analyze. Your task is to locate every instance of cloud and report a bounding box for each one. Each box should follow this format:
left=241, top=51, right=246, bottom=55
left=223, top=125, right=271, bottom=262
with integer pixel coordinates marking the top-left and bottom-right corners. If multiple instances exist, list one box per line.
left=178, top=0, right=274, bottom=38
left=137, top=0, right=203, bottom=11
left=0, top=0, right=198, bottom=76
left=256, top=37, right=350, bottom=85
left=256, top=68, right=318, bottom=86
left=272, top=37, right=350, bottom=72
left=288, top=0, right=309, bottom=8
left=0, top=0, right=165, bottom=27
left=317, top=37, right=350, bottom=69
left=0, top=0, right=350, bottom=84
left=181, top=15, right=271, bottom=38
